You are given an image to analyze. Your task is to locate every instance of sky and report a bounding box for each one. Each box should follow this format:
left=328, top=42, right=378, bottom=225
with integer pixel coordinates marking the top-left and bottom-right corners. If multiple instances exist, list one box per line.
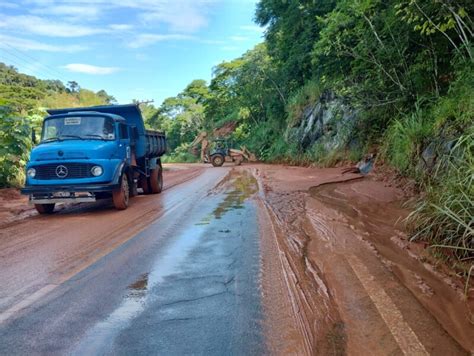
left=0, top=0, right=265, bottom=105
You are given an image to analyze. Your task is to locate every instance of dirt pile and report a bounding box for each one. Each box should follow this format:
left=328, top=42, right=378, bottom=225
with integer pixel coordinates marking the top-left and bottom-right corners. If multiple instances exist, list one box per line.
left=0, top=189, right=36, bottom=228
left=213, top=121, right=237, bottom=137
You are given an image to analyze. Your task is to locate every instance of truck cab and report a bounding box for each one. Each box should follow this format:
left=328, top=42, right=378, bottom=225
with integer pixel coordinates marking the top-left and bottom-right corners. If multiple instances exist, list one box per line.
left=22, top=104, right=166, bottom=213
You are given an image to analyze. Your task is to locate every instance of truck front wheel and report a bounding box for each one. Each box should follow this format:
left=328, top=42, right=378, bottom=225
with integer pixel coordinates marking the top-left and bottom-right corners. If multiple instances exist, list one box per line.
left=35, top=203, right=55, bottom=214
left=149, top=167, right=163, bottom=194
left=113, top=174, right=130, bottom=210
left=211, top=154, right=225, bottom=167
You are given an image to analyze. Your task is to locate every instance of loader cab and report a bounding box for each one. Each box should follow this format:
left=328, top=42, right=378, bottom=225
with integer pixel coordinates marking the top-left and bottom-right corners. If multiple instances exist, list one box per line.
left=210, top=138, right=230, bottom=156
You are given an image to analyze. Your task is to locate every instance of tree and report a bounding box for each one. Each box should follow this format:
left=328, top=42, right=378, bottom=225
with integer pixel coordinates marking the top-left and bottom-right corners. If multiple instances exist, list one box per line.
left=0, top=85, right=44, bottom=114
left=396, top=0, right=473, bottom=60
left=66, top=81, right=80, bottom=93
left=96, top=90, right=117, bottom=104
left=255, top=0, right=336, bottom=93
left=147, top=80, right=210, bottom=151
left=180, top=80, right=211, bottom=103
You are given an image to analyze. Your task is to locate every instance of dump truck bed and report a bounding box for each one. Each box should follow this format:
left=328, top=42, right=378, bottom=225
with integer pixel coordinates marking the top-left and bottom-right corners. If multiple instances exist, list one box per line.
left=145, top=130, right=166, bottom=157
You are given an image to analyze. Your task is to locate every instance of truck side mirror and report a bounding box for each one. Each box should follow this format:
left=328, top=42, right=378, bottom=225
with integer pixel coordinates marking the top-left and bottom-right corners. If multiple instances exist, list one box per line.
left=31, top=128, right=37, bottom=144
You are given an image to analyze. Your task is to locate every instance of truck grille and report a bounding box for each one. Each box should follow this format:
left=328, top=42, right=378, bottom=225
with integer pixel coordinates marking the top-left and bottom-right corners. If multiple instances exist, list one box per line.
left=34, top=163, right=95, bottom=180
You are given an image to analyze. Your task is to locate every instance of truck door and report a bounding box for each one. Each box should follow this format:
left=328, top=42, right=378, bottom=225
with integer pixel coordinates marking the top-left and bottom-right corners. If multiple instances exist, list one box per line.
left=118, top=123, right=131, bottom=164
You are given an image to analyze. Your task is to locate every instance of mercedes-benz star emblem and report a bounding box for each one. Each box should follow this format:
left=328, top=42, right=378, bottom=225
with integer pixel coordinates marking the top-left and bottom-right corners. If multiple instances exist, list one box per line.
left=55, top=165, right=68, bottom=178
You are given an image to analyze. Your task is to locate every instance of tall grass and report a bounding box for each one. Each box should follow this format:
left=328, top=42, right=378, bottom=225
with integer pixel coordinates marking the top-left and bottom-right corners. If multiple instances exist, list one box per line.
left=286, top=80, right=322, bottom=127
left=407, top=128, right=473, bottom=265
left=383, top=107, right=434, bottom=176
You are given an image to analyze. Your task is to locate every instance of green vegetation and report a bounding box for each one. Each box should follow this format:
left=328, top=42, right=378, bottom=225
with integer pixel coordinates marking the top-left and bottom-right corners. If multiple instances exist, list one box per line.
left=0, top=107, right=32, bottom=187
left=407, top=127, right=473, bottom=279
left=0, top=0, right=472, bottom=269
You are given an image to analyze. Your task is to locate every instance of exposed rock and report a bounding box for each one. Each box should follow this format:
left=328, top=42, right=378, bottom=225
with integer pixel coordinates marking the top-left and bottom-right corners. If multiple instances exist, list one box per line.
left=419, top=134, right=457, bottom=172
left=287, top=91, right=358, bottom=151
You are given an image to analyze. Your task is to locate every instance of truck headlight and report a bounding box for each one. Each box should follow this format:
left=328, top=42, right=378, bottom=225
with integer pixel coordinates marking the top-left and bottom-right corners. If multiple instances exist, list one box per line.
left=91, top=166, right=103, bottom=177
left=27, top=168, right=36, bottom=178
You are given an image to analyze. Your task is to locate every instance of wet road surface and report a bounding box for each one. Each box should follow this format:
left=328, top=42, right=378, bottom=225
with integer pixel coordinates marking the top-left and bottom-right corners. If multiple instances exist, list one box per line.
left=1, top=164, right=472, bottom=355
left=0, top=167, right=264, bottom=355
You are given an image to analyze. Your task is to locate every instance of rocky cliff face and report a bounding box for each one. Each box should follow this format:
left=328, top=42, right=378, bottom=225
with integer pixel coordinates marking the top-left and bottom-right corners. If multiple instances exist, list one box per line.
left=286, top=91, right=358, bottom=152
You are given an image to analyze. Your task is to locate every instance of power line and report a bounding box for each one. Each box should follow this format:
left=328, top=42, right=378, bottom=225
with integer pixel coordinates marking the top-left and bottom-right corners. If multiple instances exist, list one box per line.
left=0, top=51, right=41, bottom=76
left=0, top=48, right=65, bottom=82
left=0, top=41, right=68, bottom=80
left=3, top=42, right=68, bottom=81
left=0, top=42, right=69, bottom=82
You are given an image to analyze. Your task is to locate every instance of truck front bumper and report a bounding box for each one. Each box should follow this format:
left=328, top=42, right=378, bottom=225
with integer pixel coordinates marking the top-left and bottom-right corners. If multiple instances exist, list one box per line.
left=21, top=182, right=120, bottom=204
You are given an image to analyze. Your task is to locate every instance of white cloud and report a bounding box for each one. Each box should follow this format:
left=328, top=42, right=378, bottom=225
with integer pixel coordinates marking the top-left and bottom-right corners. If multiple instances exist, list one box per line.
left=109, top=24, right=134, bottom=31
left=63, top=63, right=121, bottom=75
left=22, top=0, right=215, bottom=33
left=31, top=5, right=101, bottom=19
left=140, top=4, right=208, bottom=33
left=0, top=14, right=106, bottom=37
left=128, top=33, right=194, bottom=48
left=0, top=34, right=87, bottom=52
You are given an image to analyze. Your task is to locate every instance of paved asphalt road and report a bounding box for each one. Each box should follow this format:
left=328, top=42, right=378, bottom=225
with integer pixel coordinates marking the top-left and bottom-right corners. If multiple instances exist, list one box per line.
left=0, top=167, right=264, bottom=355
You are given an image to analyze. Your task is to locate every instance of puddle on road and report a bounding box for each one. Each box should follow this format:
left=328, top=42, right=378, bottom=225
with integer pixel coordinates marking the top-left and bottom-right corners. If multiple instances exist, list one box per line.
left=72, top=169, right=259, bottom=355
left=127, top=273, right=149, bottom=298
left=212, top=170, right=258, bottom=219
left=196, top=169, right=258, bottom=225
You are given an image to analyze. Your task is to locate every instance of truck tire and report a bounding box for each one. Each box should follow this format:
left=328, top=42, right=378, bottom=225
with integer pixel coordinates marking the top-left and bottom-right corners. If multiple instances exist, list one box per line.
left=35, top=203, right=55, bottom=214
left=211, top=154, right=225, bottom=167
left=149, top=167, right=163, bottom=194
left=113, top=174, right=130, bottom=210
left=139, top=175, right=150, bottom=194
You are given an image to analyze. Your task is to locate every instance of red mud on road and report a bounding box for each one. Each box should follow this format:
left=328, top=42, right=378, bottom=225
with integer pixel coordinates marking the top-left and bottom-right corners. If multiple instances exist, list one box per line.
left=0, top=189, right=35, bottom=228
left=1, top=163, right=472, bottom=354
left=253, top=164, right=473, bottom=355
left=0, top=164, right=205, bottom=312
left=0, top=164, right=203, bottom=229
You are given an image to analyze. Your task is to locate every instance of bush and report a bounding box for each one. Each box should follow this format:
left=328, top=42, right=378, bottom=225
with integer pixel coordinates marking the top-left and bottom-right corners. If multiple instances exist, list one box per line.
left=0, top=107, right=32, bottom=187
left=162, top=143, right=199, bottom=163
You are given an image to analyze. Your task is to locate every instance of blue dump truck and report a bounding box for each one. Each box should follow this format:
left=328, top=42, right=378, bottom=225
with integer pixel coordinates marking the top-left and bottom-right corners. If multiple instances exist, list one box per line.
left=21, top=104, right=166, bottom=213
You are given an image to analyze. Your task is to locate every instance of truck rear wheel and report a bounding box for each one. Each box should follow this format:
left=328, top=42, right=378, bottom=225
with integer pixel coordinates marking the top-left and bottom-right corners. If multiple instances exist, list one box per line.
left=113, top=174, right=129, bottom=210
left=211, top=154, right=225, bottom=167
left=149, top=167, right=163, bottom=194
left=35, top=203, right=55, bottom=214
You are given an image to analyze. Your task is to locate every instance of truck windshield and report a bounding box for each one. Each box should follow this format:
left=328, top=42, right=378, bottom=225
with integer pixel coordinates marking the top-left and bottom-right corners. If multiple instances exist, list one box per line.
left=42, top=116, right=115, bottom=142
